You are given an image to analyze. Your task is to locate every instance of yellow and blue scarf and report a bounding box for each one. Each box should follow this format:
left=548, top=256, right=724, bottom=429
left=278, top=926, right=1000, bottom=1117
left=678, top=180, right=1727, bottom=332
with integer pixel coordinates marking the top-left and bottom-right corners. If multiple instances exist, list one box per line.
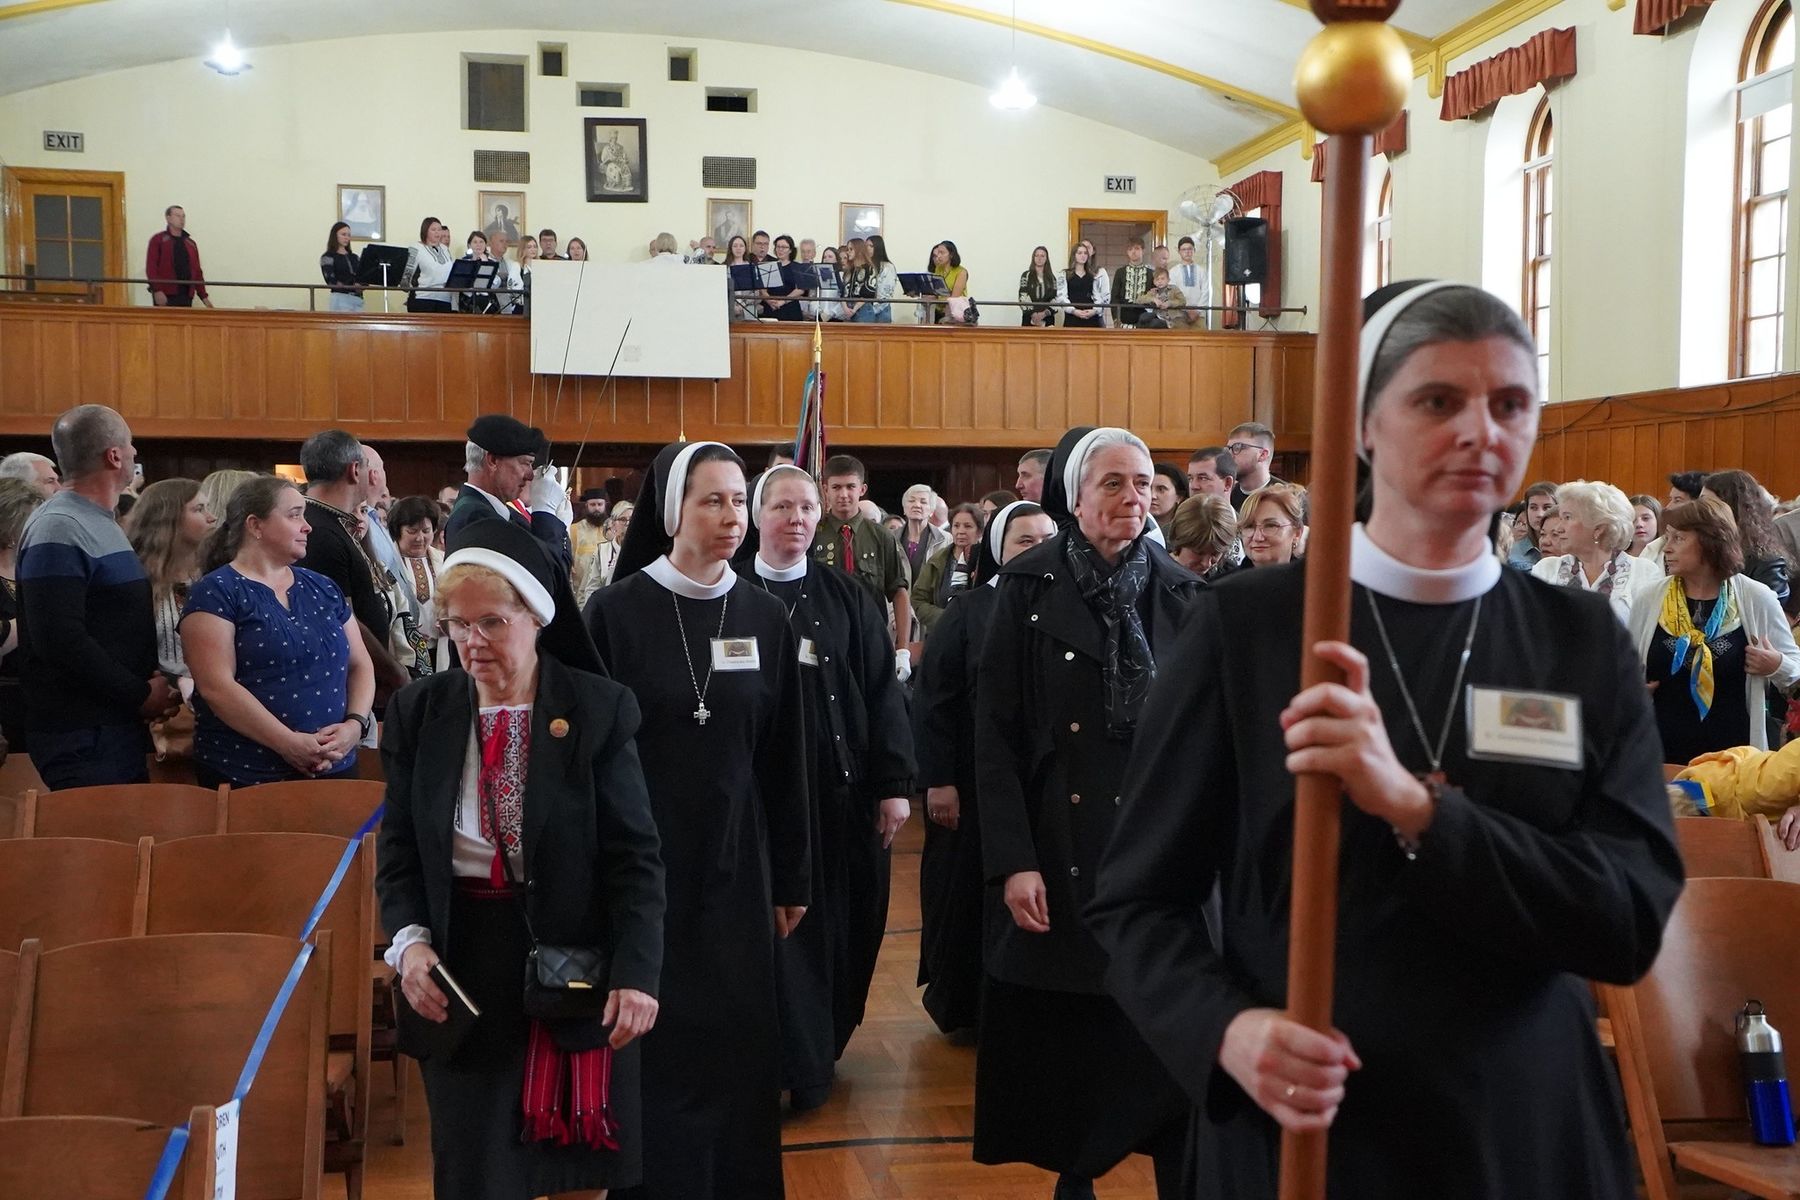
left=1660, top=576, right=1740, bottom=719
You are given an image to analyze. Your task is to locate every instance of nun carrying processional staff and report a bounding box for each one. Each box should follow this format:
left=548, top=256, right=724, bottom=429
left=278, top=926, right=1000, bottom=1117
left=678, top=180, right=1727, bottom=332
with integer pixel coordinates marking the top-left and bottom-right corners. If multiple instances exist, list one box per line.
left=1088, top=282, right=1685, bottom=1198
left=913, top=499, right=1057, bottom=1037
left=584, top=441, right=811, bottom=1200
left=739, top=463, right=916, bottom=1110
left=975, top=426, right=1202, bottom=1200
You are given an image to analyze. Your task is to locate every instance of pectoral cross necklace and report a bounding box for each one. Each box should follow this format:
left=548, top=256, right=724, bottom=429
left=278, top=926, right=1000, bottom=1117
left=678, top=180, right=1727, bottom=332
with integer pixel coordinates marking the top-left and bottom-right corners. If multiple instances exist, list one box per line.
left=1365, top=589, right=1481, bottom=781
left=672, top=590, right=730, bottom=724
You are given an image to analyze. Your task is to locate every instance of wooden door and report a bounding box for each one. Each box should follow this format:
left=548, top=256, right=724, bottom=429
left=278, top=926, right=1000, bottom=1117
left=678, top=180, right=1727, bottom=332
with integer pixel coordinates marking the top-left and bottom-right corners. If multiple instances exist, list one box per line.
left=1, top=168, right=127, bottom=304
left=1067, top=207, right=1168, bottom=273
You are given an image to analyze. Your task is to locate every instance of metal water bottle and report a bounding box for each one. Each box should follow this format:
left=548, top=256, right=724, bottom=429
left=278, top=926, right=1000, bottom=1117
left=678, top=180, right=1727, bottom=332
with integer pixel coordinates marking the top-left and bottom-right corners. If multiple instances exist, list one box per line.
left=1737, top=1000, right=1797, bottom=1146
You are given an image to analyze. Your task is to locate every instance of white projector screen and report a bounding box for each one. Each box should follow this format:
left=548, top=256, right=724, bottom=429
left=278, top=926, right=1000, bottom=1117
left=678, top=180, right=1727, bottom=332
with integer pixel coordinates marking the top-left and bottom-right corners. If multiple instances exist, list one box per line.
left=529, top=260, right=731, bottom=379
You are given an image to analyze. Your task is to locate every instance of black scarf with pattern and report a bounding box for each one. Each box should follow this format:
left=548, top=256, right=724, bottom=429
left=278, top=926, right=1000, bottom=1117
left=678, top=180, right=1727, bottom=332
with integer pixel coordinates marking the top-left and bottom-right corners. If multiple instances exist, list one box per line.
left=1062, top=527, right=1154, bottom=739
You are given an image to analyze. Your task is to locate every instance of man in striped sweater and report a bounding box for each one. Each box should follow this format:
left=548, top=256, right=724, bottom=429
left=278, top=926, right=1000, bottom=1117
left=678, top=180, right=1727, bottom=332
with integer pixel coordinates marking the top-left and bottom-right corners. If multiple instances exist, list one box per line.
left=17, top=404, right=178, bottom=788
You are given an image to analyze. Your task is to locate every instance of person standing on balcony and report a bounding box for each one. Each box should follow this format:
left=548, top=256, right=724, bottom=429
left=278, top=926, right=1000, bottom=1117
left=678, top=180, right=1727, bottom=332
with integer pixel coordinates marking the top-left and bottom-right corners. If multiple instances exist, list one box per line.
left=147, top=205, right=212, bottom=308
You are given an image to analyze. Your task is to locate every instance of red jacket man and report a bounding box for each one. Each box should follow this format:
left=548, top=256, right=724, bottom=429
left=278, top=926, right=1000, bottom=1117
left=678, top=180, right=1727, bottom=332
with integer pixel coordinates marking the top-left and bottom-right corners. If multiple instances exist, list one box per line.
left=145, top=205, right=212, bottom=307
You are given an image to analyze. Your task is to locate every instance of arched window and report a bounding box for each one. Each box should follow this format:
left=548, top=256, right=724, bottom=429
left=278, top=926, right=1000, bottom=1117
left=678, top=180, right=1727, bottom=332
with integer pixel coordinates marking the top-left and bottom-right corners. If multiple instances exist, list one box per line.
left=1523, top=96, right=1554, bottom=395
left=1736, top=0, right=1794, bottom=376
left=1374, top=170, right=1394, bottom=290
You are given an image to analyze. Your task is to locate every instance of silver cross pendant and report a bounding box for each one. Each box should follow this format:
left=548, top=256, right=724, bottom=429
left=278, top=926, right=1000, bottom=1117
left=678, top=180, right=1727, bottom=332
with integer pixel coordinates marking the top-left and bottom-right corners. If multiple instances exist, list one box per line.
left=694, top=704, right=711, bottom=725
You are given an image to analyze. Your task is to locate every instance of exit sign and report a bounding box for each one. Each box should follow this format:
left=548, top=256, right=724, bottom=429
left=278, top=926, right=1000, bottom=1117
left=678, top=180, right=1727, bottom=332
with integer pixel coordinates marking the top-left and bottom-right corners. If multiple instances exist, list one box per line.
left=43, top=130, right=84, bottom=152
left=1105, top=175, right=1137, bottom=194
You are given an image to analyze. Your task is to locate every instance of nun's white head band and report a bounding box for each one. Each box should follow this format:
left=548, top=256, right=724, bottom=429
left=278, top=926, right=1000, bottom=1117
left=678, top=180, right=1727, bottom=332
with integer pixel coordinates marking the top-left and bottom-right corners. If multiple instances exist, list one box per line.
left=987, top=500, right=1031, bottom=563
left=440, top=547, right=555, bottom=624
left=1061, top=427, right=1146, bottom=510
left=1356, top=280, right=1462, bottom=461
left=663, top=440, right=727, bottom=536
left=751, top=464, right=816, bottom=530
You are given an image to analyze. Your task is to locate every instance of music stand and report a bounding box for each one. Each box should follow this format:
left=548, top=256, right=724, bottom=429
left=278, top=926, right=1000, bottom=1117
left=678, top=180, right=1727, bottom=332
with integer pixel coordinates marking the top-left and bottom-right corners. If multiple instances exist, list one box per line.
left=356, top=244, right=411, bottom=314
left=447, top=258, right=500, bottom=314
left=897, top=272, right=948, bottom=297
left=728, top=263, right=761, bottom=293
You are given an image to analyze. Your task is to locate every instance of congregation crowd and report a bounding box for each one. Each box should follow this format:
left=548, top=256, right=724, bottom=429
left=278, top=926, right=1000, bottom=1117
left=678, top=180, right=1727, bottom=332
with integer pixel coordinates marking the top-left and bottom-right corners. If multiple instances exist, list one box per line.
left=5, top=278, right=1797, bottom=1200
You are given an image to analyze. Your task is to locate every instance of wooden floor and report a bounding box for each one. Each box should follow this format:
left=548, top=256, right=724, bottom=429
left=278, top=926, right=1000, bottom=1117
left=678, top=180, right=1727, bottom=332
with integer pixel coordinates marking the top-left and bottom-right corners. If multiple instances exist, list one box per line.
left=359, top=821, right=1162, bottom=1198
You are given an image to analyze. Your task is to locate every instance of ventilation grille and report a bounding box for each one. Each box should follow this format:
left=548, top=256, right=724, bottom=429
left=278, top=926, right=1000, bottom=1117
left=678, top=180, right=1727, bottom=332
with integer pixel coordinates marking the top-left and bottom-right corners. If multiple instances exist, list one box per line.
left=701, top=156, right=756, bottom=189
left=474, top=150, right=531, bottom=184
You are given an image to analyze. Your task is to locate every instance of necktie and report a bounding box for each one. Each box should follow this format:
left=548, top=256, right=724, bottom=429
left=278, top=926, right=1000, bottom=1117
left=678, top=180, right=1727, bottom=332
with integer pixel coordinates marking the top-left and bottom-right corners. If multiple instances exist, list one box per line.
left=840, top=524, right=856, bottom=575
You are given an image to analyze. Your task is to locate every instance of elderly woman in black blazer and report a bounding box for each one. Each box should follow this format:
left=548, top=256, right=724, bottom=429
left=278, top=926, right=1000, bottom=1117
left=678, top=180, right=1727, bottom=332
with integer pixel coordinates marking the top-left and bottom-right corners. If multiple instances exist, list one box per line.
left=974, top=425, right=1202, bottom=1200
left=378, top=517, right=665, bottom=1200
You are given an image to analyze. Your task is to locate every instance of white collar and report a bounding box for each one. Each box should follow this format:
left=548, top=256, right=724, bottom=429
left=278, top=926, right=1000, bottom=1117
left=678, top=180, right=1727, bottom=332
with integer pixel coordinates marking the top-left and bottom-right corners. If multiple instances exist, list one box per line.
left=754, top=553, right=808, bottom=582
left=645, top=554, right=737, bottom=599
left=1351, top=523, right=1500, bottom=605
left=465, top=482, right=512, bottom=519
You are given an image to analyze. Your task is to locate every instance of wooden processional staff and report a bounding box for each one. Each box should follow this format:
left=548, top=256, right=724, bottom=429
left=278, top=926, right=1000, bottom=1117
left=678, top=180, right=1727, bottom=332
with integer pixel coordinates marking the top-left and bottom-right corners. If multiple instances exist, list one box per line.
left=1281, top=4, right=1412, bottom=1199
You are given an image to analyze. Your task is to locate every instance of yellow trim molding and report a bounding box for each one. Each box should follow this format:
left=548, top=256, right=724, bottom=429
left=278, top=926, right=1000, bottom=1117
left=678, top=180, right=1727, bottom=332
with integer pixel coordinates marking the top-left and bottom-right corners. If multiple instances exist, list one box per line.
left=887, top=0, right=1302, bottom=120
left=0, top=0, right=110, bottom=21
left=1417, top=0, right=1571, bottom=96
left=1215, top=120, right=1307, bottom=178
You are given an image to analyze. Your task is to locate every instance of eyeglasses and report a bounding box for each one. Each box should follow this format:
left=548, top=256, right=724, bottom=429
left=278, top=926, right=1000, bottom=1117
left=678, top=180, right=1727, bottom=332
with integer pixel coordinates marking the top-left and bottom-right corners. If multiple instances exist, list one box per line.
left=1225, top=442, right=1263, bottom=455
left=438, top=615, right=520, bottom=643
left=1245, top=520, right=1295, bottom=536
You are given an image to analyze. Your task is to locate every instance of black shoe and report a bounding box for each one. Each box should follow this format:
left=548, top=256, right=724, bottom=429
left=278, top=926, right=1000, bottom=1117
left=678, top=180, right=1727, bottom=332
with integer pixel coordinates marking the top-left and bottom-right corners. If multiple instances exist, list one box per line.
left=1053, top=1175, right=1096, bottom=1200
left=789, top=1083, right=832, bottom=1113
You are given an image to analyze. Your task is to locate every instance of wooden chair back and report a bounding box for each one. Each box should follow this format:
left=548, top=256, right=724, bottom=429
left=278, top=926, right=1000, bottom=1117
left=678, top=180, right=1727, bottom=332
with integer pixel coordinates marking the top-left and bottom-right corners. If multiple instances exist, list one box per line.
left=0, top=793, right=19, bottom=839
left=0, top=932, right=326, bottom=1200
left=0, top=948, right=16, bottom=1088
left=224, top=779, right=385, bottom=838
left=0, top=754, right=45, bottom=806
left=1754, top=814, right=1800, bottom=884
left=1673, top=815, right=1771, bottom=879
left=0, top=837, right=147, bottom=951
left=19, top=784, right=225, bottom=843
left=1601, top=878, right=1800, bottom=1199
left=139, top=830, right=373, bottom=1177
left=0, top=1108, right=215, bottom=1200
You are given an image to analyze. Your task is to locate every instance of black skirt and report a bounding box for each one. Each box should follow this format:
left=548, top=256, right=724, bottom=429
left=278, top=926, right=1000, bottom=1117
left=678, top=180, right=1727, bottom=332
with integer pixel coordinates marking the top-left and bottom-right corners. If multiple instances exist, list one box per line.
left=1063, top=312, right=1104, bottom=328
left=974, top=977, right=1187, bottom=1183
left=916, top=808, right=986, bottom=1033
left=421, top=886, right=643, bottom=1199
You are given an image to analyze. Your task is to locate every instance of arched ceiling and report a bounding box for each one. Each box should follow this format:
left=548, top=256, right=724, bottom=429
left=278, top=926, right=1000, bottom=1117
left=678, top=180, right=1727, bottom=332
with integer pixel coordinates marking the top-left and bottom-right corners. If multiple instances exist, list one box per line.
left=0, top=0, right=1513, bottom=163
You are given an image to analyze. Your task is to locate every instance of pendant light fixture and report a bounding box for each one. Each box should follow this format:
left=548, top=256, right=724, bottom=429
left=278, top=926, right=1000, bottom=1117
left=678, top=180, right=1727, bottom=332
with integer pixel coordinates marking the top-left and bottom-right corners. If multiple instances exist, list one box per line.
left=204, top=0, right=249, bottom=75
left=989, top=0, right=1037, bottom=111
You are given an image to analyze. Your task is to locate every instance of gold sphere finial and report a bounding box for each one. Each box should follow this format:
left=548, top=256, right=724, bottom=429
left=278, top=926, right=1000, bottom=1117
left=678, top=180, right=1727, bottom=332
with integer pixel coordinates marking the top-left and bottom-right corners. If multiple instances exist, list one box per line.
left=1294, top=21, right=1412, bottom=135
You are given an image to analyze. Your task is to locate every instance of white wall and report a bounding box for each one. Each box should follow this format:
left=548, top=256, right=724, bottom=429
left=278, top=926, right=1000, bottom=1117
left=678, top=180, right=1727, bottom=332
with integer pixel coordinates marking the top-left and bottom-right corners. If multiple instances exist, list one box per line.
left=1227, top=0, right=1797, bottom=402
left=0, top=30, right=1215, bottom=310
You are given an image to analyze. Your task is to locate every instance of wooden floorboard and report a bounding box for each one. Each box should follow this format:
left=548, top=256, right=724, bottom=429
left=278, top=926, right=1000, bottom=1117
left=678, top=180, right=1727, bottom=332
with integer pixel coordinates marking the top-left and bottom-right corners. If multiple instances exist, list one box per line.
left=358, top=821, right=1160, bottom=1198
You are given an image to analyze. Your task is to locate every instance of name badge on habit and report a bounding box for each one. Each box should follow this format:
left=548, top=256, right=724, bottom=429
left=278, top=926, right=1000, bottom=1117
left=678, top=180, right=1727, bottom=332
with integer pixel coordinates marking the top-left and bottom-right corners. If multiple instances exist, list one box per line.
left=1464, top=686, right=1583, bottom=769
left=712, top=637, right=761, bottom=671
left=798, top=638, right=821, bottom=667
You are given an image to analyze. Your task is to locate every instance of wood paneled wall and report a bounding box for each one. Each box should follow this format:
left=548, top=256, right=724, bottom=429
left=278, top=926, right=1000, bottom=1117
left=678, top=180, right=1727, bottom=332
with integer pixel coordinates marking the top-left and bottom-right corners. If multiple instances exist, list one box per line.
left=0, top=304, right=1316, bottom=455
left=1524, top=374, right=1800, bottom=499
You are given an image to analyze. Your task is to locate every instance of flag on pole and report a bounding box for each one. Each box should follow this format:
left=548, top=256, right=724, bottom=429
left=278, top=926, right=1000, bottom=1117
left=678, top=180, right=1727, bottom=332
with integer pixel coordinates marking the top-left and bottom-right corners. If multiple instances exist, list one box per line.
left=793, top=318, right=829, bottom=479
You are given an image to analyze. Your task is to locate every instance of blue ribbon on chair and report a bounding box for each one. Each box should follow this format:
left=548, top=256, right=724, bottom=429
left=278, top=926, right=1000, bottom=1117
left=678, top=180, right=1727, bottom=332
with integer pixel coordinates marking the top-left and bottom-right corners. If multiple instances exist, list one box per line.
left=142, top=803, right=385, bottom=1200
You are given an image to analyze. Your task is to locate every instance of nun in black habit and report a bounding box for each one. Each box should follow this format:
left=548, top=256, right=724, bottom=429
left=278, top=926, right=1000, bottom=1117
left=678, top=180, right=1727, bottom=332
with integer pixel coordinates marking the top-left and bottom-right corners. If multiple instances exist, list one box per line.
left=912, top=499, right=1056, bottom=1035
left=585, top=441, right=812, bottom=1200
left=1087, top=282, right=1685, bottom=1199
left=738, top=464, right=916, bottom=1108
left=974, top=426, right=1202, bottom=1200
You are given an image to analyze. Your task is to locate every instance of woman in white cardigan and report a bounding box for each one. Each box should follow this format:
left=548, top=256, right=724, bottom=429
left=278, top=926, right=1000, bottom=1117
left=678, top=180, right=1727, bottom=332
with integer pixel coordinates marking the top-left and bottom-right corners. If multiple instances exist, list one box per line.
left=1531, top=479, right=1663, bottom=624
left=1627, top=495, right=1800, bottom=757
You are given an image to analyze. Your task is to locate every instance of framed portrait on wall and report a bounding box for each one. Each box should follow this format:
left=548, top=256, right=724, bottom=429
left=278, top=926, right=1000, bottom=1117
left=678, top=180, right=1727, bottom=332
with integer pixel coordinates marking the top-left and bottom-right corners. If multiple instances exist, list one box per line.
left=706, top=198, right=752, bottom=249
left=584, top=117, right=648, bottom=202
left=337, top=184, right=385, bottom=241
left=840, top=202, right=883, bottom=244
left=478, top=191, right=526, bottom=244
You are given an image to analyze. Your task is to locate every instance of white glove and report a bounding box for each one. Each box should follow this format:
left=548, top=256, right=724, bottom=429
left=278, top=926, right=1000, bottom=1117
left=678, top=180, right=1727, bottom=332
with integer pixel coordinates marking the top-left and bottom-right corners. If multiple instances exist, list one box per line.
left=895, top=647, right=913, bottom=684
left=528, top=467, right=571, bottom=522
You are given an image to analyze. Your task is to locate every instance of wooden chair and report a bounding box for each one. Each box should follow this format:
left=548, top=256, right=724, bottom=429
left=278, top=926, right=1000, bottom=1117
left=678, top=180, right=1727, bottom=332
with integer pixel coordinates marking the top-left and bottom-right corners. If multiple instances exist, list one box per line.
left=0, top=753, right=45, bottom=805
left=0, top=1109, right=216, bottom=1200
left=138, top=832, right=373, bottom=1200
left=223, top=778, right=386, bottom=838
left=0, top=932, right=327, bottom=1200
left=0, top=836, right=146, bottom=951
left=0, top=948, right=16, bottom=1088
left=0, top=793, right=19, bottom=839
left=1601, top=878, right=1800, bottom=1198
left=1674, top=815, right=1773, bottom=879
left=18, top=784, right=225, bottom=842
left=1754, top=814, right=1800, bottom=885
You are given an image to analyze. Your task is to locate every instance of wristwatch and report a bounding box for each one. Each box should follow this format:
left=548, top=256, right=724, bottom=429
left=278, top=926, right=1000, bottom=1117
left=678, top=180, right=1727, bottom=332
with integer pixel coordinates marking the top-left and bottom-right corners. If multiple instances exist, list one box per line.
left=345, top=711, right=374, bottom=740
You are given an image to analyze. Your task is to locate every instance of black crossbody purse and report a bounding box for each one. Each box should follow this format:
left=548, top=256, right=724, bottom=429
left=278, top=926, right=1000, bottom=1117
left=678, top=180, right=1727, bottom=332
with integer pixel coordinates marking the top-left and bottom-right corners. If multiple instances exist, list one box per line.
left=484, top=787, right=611, bottom=1021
